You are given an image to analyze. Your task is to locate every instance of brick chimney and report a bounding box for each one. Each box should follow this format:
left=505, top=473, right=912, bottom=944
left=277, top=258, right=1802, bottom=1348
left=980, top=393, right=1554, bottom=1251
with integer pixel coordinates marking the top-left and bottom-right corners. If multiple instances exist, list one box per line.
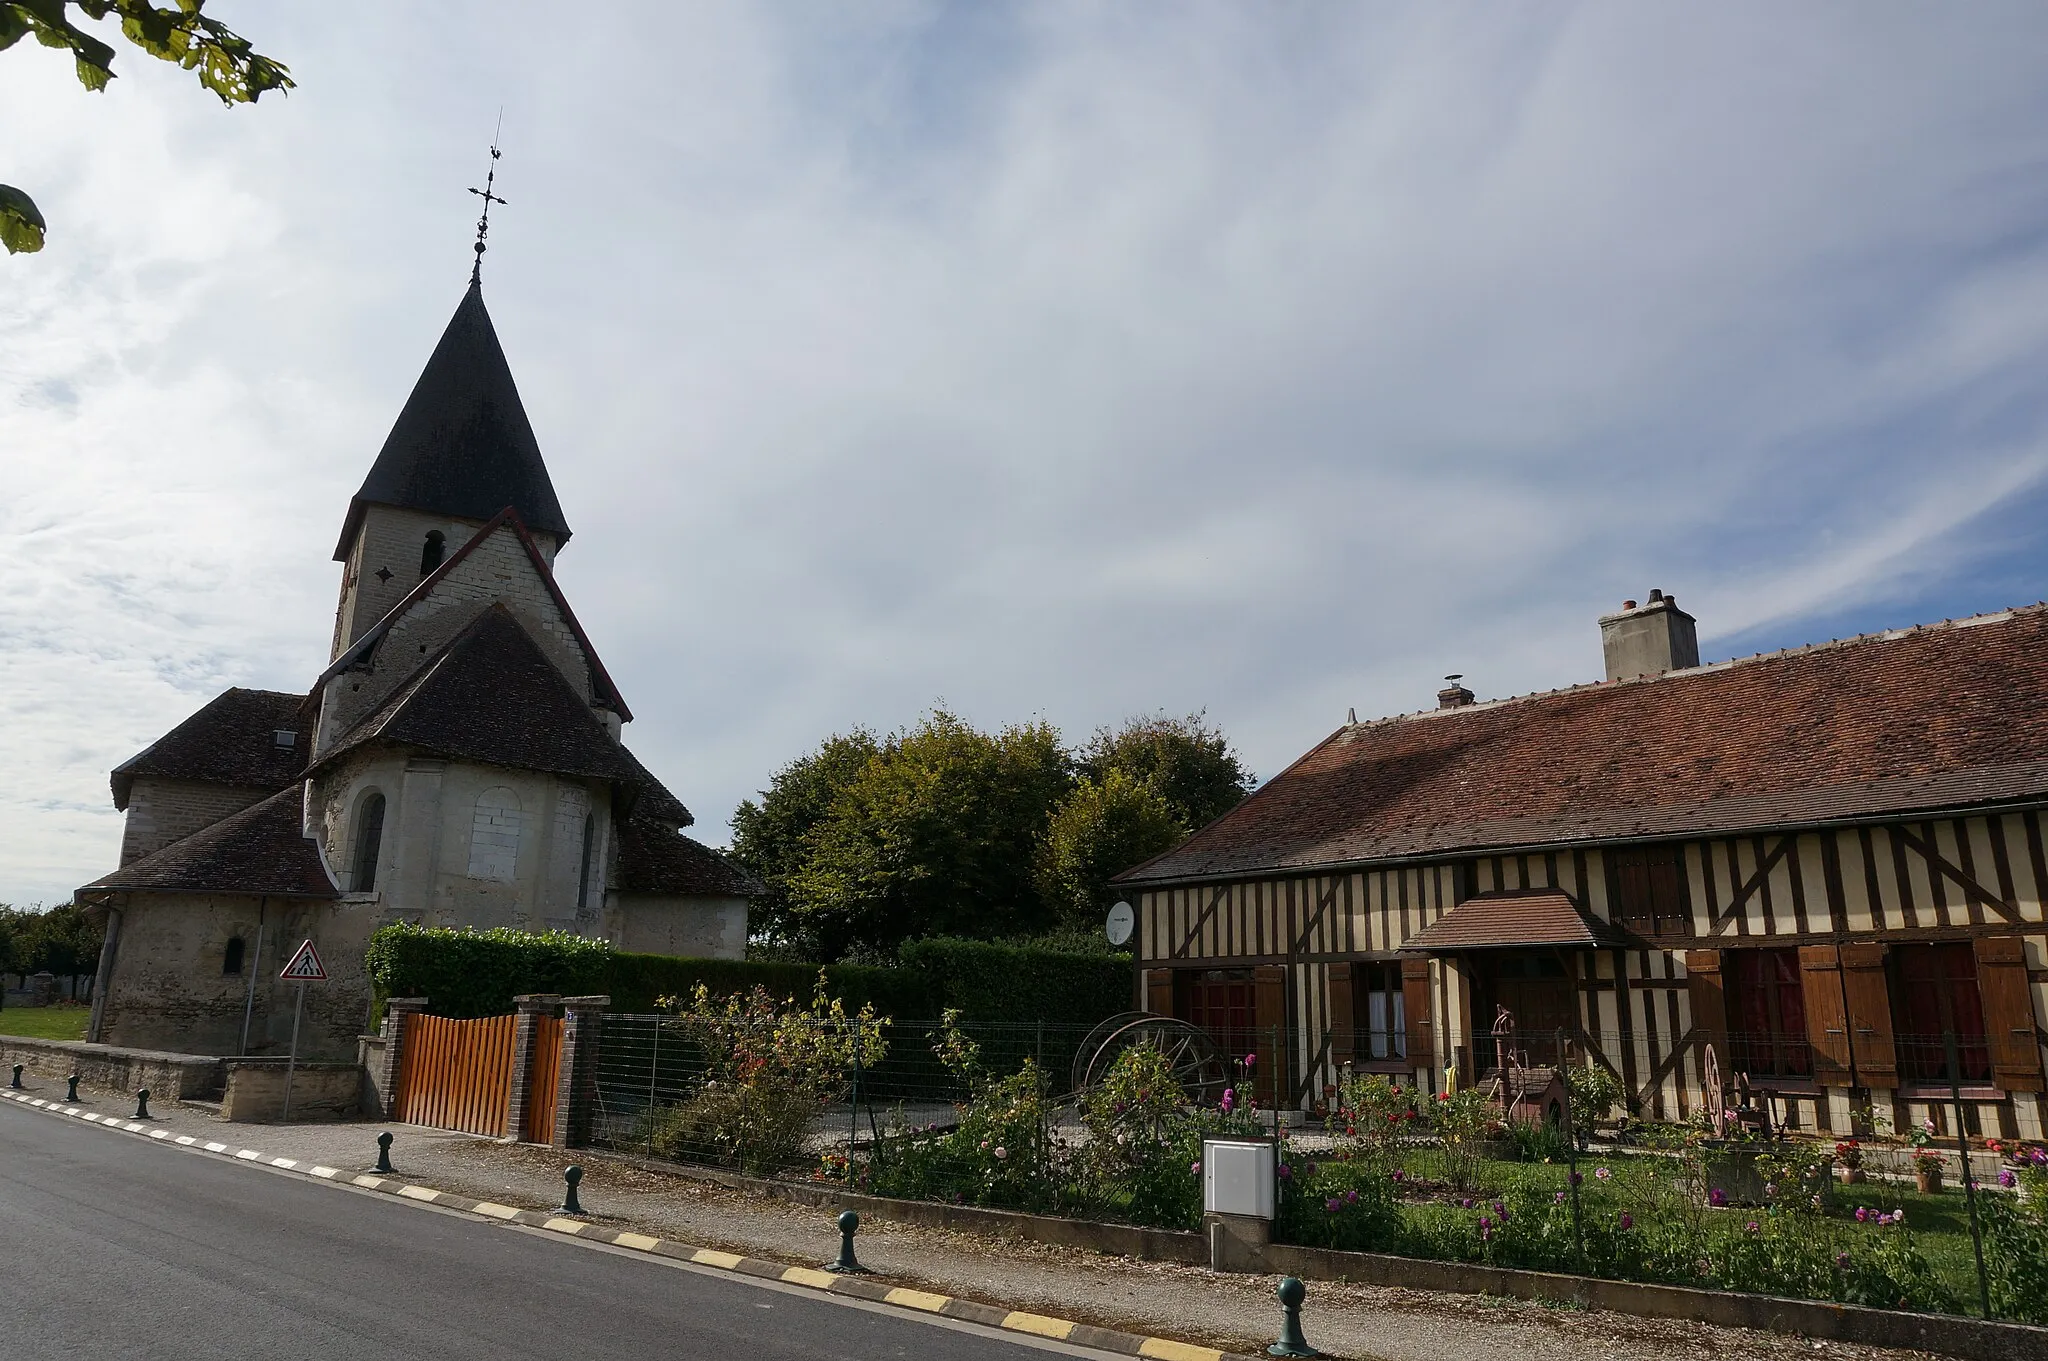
left=1437, top=674, right=1475, bottom=709
left=1598, top=589, right=1699, bottom=681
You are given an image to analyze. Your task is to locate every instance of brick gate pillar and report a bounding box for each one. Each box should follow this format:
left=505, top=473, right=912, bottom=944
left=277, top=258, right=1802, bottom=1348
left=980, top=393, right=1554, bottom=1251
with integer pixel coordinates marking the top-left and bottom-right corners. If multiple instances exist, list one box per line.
left=551, top=995, right=610, bottom=1149
left=367, top=998, right=428, bottom=1119
left=506, top=994, right=562, bottom=1143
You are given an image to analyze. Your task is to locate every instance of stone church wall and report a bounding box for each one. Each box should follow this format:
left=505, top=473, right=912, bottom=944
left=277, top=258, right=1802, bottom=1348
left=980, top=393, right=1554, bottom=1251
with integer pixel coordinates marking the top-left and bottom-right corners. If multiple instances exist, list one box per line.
left=320, top=521, right=593, bottom=749
left=332, top=505, right=559, bottom=659
left=96, top=892, right=380, bottom=1062
left=119, top=778, right=275, bottom=865
left=315, top=756, right=612, bottom=934
left=605, top=893, right=748, bottom=959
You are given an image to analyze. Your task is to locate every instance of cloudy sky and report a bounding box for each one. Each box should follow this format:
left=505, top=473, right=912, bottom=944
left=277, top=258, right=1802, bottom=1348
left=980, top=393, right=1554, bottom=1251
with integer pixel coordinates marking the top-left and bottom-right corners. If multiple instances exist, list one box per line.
left=5, top=3, right=2048, bottom=907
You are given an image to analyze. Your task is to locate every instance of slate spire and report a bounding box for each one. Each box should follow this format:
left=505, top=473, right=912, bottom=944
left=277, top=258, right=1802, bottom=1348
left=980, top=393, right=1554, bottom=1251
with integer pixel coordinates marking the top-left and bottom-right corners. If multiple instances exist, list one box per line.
left=333, top=281, right=571, bottom=560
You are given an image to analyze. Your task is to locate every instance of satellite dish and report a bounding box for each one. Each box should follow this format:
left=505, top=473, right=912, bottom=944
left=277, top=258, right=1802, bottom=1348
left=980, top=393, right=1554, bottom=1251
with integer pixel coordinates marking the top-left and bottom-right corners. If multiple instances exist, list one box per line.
left=1105, top=900, right=1135, bottom=947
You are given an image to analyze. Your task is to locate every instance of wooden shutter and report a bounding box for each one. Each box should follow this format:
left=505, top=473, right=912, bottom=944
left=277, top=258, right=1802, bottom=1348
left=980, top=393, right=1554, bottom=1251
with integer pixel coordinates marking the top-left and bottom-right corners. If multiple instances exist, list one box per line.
left=1798, top=945, right=1852, bottom=1080
left=1253, top=963, right=1289, bottom=1106
left=1685, top=949, right=1728, bottom=1063
left=1144, top=968, right=1175, bottom=1018
left=1401, top=957, right=1432, bottom=1070
left=1326, top=963, right=1357, bottom=1068
left=1975, top=936, right=2045, bottom=1093
left=1837, top=942, right=1897, bottom=1086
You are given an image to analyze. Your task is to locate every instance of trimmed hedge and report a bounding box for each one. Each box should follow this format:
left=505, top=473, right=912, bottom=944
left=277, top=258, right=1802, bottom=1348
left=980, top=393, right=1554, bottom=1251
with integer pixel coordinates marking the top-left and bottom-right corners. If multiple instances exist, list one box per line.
left=898, top=936, right=1133, bottom=1024
left=364, top=924, right=1135, bottom=1025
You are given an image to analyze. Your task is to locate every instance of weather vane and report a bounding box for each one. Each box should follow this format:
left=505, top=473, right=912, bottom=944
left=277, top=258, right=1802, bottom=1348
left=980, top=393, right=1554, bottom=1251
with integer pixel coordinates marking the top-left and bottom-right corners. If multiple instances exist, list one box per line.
left=467, top=115, right=507, bottom=284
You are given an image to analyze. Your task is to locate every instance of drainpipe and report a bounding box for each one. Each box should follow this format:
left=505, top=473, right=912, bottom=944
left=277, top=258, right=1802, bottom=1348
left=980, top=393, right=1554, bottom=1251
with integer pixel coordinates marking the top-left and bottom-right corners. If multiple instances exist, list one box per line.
left=85, top=898, right=122, bottom=1044
left=240, top=898, right=268, bottom=1056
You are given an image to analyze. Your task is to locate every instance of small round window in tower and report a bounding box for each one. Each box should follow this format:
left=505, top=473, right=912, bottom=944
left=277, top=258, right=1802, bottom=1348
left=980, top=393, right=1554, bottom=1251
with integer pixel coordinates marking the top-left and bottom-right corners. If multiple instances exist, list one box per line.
left=419, top=530, right=446, bottom=575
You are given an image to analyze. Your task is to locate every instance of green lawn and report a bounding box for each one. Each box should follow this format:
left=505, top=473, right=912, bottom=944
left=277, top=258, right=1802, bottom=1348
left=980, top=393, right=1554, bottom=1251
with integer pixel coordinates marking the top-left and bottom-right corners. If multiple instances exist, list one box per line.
left=0, top=1006, right=89, bottom=1041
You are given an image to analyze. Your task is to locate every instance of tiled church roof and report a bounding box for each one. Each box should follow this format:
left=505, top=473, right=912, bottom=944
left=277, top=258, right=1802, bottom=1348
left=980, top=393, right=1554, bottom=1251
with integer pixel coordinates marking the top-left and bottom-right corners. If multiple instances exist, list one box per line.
left=81, top=787, right=337, bottom=897
left=1117, top=604, right=2048, bottom=886
left=613, top=812, right=763, bottom=898
left=334, top=280, right=570, bottom=559
left=315, top=605, right=657, bottom=799
left=110, top=688, right=312, bottom=811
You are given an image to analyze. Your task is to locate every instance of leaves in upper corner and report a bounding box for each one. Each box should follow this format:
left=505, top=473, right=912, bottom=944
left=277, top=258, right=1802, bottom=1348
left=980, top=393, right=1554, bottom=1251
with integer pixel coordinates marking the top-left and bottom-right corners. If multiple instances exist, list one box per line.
left=2, top=2, right=292, bottom=102
left=0, top=184, right=47, bottom=253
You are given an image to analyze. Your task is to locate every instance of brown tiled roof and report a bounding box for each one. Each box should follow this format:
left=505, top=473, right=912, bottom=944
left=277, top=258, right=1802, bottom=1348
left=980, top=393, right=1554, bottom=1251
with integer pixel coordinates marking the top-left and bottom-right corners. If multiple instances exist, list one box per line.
left=111, top=688, right=312, bottom=810
left=315, top=606, right=656, bottom=800
left=1118, top=604, right=2048, bottom=885
left=1403, top=892, right=1620, bottom=951
left=79, top=787, right=336, bottom=897
left=613, top=812, right=762, bottom=898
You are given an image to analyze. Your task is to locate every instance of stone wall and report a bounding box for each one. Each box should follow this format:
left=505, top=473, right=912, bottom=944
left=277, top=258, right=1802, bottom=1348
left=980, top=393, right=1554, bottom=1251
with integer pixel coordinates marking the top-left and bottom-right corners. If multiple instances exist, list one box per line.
left=0, top=1034, right=226, bottom=1099
left=331, top=505, right=559, bottom=660
left=120, top=777, right=274, bottom=865
left=219, top=1059, right=366, bottom=1122
left=95, top=892, right=379, bottom=1062
left=607, top=893, right=748, bottom=959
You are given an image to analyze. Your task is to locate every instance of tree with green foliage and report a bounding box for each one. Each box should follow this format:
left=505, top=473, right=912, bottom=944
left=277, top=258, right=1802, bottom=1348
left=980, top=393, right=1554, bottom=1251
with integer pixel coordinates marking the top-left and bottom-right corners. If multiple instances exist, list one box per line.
left=2, top=1, right=292, bottom=253
left=15, top=903, right=104, bottom=991
left=729, top=729, right=880, bottom=954
left=1077, top=711, right=1253, bottom=832
left=733, top=708, right=1253, bottom=960
left=788, top=711, right=1072, bottom=959
left=1035, top=768, right=1183, bottom=931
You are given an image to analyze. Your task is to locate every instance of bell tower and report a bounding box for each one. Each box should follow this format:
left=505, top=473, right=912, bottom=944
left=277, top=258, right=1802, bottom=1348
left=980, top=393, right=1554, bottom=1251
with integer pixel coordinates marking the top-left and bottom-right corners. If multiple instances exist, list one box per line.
left=329, top=278, right=572, bottom=659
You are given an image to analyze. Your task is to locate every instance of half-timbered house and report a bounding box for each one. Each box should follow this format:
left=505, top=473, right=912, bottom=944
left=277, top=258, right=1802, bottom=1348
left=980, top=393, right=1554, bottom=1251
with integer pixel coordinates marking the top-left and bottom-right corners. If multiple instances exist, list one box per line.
left=1114, top=593, right=2048, bottom=1141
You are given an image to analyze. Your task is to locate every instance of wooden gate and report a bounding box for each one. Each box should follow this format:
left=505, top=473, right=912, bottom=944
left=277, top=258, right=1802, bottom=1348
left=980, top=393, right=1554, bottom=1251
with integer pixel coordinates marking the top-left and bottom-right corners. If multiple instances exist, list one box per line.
left=395, top=1013, right=517, bottom=1136
left=521, top=1014, right=565, bottom=1143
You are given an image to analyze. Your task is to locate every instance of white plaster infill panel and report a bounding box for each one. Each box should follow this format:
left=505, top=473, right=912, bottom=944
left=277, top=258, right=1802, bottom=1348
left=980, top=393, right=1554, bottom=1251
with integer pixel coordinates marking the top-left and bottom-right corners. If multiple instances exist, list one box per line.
left=468, top=786, right=523, bottom=881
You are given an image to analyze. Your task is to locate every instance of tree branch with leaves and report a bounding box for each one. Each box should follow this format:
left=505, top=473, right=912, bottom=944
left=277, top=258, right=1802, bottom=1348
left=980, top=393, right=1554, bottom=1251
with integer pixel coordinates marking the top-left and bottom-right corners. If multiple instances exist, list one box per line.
left=2, top=0, right=291, bottom=253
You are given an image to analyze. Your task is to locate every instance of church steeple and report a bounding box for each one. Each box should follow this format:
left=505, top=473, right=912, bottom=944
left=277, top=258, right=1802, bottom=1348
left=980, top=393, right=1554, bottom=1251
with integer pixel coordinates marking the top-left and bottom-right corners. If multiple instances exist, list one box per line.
left=332, top=281, right=571, bottom=563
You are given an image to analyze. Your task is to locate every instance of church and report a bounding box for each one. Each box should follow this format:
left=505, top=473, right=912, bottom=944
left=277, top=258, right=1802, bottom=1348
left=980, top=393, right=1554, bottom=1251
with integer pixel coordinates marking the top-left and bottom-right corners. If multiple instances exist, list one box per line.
left=74, top=270, right=756, bottom=1061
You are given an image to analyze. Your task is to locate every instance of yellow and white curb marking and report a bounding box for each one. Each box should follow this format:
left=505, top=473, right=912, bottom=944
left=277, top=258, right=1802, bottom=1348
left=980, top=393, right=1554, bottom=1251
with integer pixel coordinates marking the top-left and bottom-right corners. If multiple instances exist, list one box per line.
left=1, top=1086, right=1240, bottom=1360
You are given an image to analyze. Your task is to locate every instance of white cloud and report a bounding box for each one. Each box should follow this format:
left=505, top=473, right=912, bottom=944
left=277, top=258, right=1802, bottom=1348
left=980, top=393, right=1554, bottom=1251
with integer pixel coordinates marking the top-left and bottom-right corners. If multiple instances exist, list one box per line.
left=4, top=3, right=2048, bottom=903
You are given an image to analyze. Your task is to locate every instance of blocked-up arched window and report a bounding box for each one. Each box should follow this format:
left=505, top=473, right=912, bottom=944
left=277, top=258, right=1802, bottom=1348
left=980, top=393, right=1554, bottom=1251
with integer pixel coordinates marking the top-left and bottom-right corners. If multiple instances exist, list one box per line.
left=468, top=786, right=522, bottom=881
left=419, top=530, right=446, bottom=574
left=353, top=791, right=386, bottom=892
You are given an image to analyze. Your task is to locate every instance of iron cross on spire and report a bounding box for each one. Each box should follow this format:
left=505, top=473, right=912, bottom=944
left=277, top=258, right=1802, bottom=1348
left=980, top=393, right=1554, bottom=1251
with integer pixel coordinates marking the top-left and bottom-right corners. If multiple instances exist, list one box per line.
left=467, top=133, right=507, bottom=284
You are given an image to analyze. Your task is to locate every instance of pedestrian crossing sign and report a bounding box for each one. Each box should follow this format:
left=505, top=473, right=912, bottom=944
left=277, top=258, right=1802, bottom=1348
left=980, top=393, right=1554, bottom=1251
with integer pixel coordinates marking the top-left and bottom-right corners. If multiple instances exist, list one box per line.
left=279, top=939, right=327, bottom=981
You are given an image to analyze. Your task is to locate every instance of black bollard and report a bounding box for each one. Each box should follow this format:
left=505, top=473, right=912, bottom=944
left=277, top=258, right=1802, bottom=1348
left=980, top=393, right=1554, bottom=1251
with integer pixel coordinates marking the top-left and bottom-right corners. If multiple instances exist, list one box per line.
left=560, top=1165, right=585, bottom=1215
left=9, top=1064, right=21, bottom=1089
left=134, top=1089, right=150, bottom=1120
left=375, top=1131, right=395, bottom=1174
left=825, top=1210, right=869, bottom=1274
left=66, top=1074, right=79, bottom=1102
left=1267, top=1276, right=1319, bottom=1358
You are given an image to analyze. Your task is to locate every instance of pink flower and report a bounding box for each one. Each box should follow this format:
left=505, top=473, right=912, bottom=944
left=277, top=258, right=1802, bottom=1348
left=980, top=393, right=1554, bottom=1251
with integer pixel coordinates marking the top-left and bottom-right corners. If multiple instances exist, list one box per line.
left=1709, top=1188, right=1728, bottom=1207
left=1243, top=1053, right=1257, bottom=1069
left=1278, top=1164, right=1292, bottom=1180
left=1594, top=1167, right=1612, bottom=1181
left=1191, top=1161, right=1202, bottom=1175
left=1325, top=1197, right=1340, bottom=1212
left=1854, top=1207, right=1868, bottom=1223
left=1745, top=1220, right=1760, bottom=1233
left=1554, top=1191, right=1567, bottom=1204
left=994, top=1147, right=1008, bottom=1160
left=1999, top=1169, right=2017, bottom=1188
left=1344, top=1189, right=1359, bottom=1205
left=1619, top=1213, right=1633, bottom=1230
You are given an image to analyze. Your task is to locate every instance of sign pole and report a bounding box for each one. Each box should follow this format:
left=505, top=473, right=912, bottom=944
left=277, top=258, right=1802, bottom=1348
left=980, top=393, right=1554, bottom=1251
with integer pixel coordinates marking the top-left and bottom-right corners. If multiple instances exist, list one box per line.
left=282, top=981, right=305, bottom=1122
left=274, top=938, right=327, bottom=1124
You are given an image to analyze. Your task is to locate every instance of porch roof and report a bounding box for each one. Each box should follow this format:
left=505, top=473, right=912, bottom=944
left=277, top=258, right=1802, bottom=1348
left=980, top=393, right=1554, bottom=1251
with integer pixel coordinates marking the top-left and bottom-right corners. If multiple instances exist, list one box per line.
left=1401, top=891, right=1621, bottom=952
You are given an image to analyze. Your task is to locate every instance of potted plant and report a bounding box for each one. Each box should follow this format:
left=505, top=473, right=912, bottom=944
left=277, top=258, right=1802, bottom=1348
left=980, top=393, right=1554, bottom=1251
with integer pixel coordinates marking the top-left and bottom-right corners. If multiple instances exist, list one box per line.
left=1912, top=1149, right=1945, bottom=1194
left=1835, top=1139, right=1865, bottom=1185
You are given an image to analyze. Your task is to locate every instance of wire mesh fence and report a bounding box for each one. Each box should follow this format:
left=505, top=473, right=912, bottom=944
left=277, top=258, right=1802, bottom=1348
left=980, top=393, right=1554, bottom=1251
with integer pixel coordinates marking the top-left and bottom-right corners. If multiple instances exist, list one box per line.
left=583, top=1010, right=2036, bottom=1317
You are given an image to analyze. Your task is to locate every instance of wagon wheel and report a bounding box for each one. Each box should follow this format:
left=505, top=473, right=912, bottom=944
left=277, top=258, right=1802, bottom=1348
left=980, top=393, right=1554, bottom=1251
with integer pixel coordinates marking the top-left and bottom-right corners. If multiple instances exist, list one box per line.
left=1082, top=1017, right=1232, bottom=1108
left=1070, top=1012, right=1149, bottom=1095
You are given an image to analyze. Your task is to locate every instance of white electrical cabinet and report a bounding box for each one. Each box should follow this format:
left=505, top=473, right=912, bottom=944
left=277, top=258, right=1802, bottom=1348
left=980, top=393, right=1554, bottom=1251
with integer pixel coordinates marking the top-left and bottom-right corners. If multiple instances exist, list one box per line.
left=1201, top=1137, right=1275, bottom=1219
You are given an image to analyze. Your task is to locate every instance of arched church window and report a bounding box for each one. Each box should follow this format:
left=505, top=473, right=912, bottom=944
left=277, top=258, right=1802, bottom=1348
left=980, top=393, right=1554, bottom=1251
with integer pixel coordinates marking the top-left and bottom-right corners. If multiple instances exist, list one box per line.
left=468, top=786, right=523, bottom=881
left=223, top=936, right=246, bottom=976
left=576, top=813, right=596, bottom=911
left=419, top=531, right=446, bottom=575
left=353, top=791, right=386, bottom=893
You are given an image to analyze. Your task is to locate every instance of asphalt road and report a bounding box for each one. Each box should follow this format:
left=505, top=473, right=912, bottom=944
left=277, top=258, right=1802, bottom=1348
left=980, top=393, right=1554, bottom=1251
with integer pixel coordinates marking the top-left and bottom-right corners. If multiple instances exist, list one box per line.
left=0, top=1101, right=1076, bottom=1361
